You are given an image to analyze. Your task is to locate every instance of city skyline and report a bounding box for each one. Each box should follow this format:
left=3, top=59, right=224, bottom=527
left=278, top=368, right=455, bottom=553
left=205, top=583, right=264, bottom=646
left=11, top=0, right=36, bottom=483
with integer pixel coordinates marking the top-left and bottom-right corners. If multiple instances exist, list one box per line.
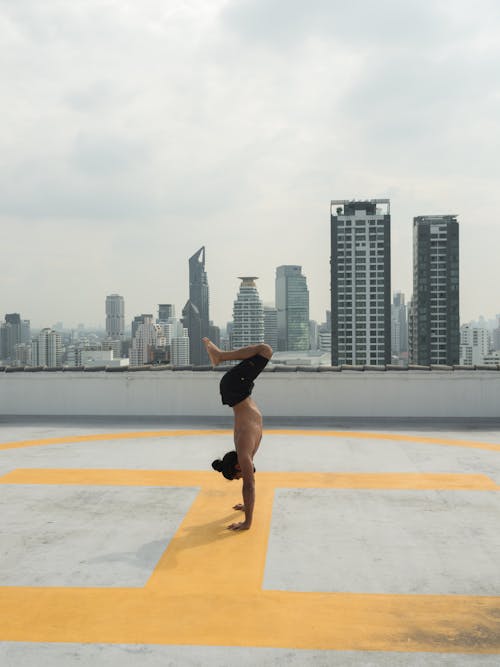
left=1, top=2, right=499, bottom=328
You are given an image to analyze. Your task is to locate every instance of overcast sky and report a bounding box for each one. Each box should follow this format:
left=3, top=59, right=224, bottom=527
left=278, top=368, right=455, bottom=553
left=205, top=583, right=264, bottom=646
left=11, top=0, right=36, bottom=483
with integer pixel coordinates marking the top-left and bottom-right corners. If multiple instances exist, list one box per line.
left=1, top=0, right=499, bottom=329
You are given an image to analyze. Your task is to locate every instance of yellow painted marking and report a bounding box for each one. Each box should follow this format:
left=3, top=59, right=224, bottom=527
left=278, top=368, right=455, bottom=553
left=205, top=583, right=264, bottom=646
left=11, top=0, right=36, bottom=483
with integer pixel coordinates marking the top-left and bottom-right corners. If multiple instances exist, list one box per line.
left=1, top=467, right=500, bottom=651
left=1, top=428, right=500, bottom=452
left=0, top=429, right=231, bottom=451
left=1, top=468, right=498, bottom=491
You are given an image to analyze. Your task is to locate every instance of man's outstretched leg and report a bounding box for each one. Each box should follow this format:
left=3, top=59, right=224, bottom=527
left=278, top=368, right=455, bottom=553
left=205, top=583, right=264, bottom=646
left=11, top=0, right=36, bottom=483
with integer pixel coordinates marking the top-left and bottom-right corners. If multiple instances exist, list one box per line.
left=202, top=337, right=272, bottom=367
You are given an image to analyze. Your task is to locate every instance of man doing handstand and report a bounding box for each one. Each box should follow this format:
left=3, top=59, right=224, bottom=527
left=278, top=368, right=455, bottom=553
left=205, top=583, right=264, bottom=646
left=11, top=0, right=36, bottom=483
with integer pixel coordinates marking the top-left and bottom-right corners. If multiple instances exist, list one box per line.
left=202, top=337, right=273, bottom=531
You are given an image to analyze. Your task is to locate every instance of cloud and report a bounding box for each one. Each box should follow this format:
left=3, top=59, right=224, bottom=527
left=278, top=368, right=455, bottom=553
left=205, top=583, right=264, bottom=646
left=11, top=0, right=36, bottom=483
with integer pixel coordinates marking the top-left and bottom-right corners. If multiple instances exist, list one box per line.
left=221, top=0, right=447, bottom=49
left=0, top=0, right=499, bottom=326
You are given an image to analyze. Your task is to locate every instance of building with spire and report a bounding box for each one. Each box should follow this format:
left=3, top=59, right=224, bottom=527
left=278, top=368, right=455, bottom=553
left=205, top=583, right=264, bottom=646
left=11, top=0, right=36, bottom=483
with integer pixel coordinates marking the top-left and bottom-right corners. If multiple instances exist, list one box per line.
left=182, top=247, right=210, bottom=365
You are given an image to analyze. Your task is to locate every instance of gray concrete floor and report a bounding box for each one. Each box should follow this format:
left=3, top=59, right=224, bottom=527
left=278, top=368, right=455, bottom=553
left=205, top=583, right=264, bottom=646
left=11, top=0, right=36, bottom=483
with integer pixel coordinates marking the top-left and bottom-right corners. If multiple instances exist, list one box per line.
left=1, top=418, right=500, bottom=665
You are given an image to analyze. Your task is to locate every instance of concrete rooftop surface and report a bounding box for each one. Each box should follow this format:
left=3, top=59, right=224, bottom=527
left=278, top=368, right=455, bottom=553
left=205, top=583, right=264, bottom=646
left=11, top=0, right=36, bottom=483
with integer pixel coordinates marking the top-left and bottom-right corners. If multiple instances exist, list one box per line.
left=1, top=416, right=500, bottom=666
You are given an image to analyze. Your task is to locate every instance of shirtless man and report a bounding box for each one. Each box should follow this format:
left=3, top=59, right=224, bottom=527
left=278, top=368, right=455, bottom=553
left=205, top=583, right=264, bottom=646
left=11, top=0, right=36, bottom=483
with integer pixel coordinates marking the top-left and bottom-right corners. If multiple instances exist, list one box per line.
left=202, top=337, right=273, bottom=531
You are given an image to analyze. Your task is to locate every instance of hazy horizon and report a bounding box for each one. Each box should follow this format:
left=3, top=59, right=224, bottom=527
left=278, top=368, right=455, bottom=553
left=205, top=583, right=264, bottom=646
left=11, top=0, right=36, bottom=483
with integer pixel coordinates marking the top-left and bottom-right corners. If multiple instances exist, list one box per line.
left=1, top=1, right=499, bottom=329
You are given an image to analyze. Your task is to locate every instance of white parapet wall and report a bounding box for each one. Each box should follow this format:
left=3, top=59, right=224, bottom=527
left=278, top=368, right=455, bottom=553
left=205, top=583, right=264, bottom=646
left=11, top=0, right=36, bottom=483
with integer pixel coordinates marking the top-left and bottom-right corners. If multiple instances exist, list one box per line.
left=1, top=369, right=500, bottom=418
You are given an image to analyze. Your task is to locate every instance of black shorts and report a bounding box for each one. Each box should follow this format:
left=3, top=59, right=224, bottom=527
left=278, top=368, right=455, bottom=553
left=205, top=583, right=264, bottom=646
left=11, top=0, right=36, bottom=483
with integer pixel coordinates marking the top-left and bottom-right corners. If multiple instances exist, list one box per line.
left=219, top=354, right=269, bottom=407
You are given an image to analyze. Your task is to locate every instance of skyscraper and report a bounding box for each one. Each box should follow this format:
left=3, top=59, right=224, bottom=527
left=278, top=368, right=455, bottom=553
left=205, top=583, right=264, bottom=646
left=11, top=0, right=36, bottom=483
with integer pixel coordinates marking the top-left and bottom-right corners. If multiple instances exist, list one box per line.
left=158, top=304, right=175, bottom=323
left=264, top=306, right=278, bottom=351
left=105, top=294, right=125, bottom=339
left=232, top=277, right=264, bottom=349
left=330, top=199, right=391, bottom=366
left=410, top=215, right=459, bottom=365
left=391, top=291, right=408, bottom=357
left=275, top=265, right=310, bottom=351
left=182, top=247, right=210, bottom=365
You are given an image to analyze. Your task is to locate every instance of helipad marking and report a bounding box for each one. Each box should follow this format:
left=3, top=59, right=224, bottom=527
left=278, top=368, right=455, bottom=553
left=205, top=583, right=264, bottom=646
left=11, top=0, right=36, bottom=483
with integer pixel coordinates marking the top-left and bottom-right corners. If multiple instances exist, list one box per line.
left=1, top=429, right=500, bottom=452
left=2, top=468, right=499, bottom=491
left=1, top=462, right=500, bottom=651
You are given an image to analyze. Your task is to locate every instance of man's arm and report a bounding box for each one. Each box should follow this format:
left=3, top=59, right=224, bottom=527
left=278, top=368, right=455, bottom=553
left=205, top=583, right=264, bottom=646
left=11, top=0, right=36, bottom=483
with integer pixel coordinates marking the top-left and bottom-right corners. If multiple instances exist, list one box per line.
left=228, top=455, right=255, bottom=531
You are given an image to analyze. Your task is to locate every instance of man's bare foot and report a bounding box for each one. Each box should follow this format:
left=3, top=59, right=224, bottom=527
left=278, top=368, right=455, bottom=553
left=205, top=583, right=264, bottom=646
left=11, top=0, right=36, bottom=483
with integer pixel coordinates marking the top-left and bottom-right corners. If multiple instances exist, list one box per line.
left=202, top=337, right=222, bottom=366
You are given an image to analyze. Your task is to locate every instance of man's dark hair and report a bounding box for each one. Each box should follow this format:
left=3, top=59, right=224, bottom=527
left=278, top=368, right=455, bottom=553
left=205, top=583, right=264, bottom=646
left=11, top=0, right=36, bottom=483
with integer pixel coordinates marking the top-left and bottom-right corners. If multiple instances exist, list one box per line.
left=212, top=450, right=239, bottom=480
left=212, top=450, right=256, bottom=480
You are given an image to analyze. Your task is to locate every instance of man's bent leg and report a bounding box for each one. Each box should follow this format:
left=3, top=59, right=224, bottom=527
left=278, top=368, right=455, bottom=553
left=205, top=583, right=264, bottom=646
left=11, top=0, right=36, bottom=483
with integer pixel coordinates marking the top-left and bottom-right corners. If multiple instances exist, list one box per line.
left=203, top=338, right=272, bottom=366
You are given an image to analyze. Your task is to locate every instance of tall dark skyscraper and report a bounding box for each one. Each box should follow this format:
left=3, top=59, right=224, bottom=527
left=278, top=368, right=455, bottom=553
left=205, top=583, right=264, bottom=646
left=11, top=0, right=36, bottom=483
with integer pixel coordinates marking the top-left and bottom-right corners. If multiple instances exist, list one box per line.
left=182, top=246, right=210, bottom=365
left=158, top=304, right=175, bottom=323
left=330, top=199, right=391, bottom=366
left=410, top=215, right=459, bottom=365
left=275, top=265, right=310, bottom=351
left=0, top=313, right=22, bottom=362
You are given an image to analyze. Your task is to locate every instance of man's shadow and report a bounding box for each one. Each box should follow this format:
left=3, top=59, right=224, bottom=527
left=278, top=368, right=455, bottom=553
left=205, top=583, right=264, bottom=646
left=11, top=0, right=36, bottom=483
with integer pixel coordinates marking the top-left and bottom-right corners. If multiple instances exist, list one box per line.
left=153, top=510, right=242, bottom=573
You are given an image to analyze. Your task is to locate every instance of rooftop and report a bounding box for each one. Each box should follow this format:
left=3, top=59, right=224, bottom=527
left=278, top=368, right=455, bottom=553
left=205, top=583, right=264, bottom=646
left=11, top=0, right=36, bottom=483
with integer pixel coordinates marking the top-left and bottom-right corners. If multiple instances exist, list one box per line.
left=1, top=415, right=500, bottom=665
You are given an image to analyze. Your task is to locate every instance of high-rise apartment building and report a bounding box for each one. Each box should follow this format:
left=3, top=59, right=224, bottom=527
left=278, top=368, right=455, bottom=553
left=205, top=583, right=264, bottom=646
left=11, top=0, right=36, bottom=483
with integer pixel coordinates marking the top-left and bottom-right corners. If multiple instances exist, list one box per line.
left=31, top=328, right=63, bottom=368
left=275, top=265, right=310, bottom=351
left=410, top=215, right=459, bottom=365
left=182, top=247, right=210, bottom=365
left=330, top=199, right=391, bottom=366
left=231, top=277, right=264, bottom=349
left=105, top=294, right=125, bottom=339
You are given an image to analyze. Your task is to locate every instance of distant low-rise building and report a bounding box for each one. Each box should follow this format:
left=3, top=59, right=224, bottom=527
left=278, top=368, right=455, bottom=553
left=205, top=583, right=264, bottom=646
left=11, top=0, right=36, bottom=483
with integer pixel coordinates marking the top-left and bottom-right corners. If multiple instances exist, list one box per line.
left=89, top=351, right=128, bottom=367
left=460, top=324, right=490, bottom=366
left=483, top=351, right=500, bottom=366
left=14, top=343, right=32, bottom=367
left=130, top=316, right=166, bottom=366
left=171, top=332, right=190, bottom=366
left=31, top=328, right=63, bottom=368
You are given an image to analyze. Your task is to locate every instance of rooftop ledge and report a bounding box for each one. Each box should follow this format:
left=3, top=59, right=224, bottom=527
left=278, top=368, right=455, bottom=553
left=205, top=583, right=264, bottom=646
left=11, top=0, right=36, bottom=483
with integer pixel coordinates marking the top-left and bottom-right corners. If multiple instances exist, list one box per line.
left=1, top=366, right=500, bottom=418
left=1, top=364, right=499, bottom=373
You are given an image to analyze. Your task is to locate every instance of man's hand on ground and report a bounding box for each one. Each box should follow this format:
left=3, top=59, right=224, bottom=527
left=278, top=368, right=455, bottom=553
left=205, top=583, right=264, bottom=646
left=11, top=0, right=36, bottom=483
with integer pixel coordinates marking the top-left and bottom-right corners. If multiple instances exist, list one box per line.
left=227, top=521, right=251, bottom=531
left=233, top=503, right=245, bottom=511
